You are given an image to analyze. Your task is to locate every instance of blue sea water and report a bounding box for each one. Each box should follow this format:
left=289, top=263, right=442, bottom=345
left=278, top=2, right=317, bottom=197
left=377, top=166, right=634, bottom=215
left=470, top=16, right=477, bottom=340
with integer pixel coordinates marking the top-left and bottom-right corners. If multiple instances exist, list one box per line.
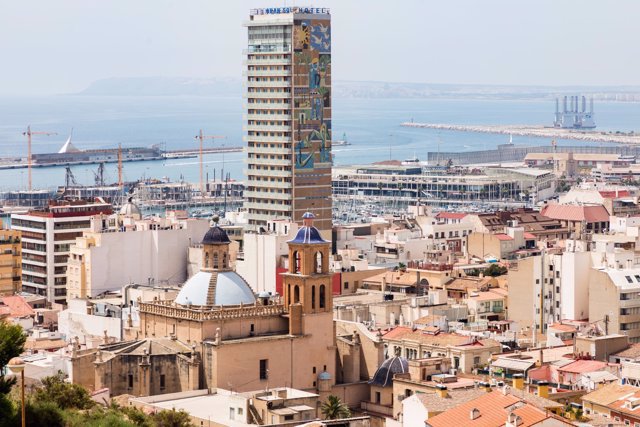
left=0, top=95, right=638, bottom=191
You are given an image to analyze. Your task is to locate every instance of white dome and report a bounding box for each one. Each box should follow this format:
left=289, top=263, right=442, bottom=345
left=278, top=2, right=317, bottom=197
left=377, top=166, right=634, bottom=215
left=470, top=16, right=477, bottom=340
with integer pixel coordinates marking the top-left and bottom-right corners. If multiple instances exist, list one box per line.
left=175, top=271, right=256, bottom=307
left=119, top=199, right=141, bottom=217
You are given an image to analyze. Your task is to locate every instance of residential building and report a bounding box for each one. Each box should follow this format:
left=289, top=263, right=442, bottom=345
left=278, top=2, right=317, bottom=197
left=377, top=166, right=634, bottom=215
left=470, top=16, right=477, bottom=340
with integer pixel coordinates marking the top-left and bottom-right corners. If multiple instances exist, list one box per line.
left=11, top=199, right=113, bottom=304
left=382, top=326, right=501, bottom=373
left=581, top=382, right=639, bottom=419
left=0, top=228, right=21, bottom=295
left=540, top=203, right=610, bottom=235
left=244, top=7, right=332, bottom=236
left=66, top=209, right=210, bottom=299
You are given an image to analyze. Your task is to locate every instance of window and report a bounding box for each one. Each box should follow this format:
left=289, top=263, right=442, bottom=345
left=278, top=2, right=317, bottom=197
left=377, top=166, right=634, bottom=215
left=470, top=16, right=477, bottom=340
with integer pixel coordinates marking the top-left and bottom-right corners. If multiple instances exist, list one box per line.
left=128, top=374, right=133, bottom=389
left=260, top=359, right=269, bottom=380
left=319, top=285, right=326, bottom=308
left=315, top=252, right=323, bottom=273
left=230, top=408, right=235, bottom=420
left=344, top=281, right=349, bottom=289
left=160, top=374, right=165, bottom=389
left=474, top=356, right=480, bottom=366
left=213, top=252, right=219, bottom=269
left=238, top=408, right=243, bottom=416
left=405, top=389, right=412, bottom=397
left=375, top=392, right=381, bottom=404
left=311, top=285, right=316, bottom=309
left=284, top=415, right=294, bottom=421
left=293, top=251, right=301, bottom=273
left=294, top=286, right=300, bottom=303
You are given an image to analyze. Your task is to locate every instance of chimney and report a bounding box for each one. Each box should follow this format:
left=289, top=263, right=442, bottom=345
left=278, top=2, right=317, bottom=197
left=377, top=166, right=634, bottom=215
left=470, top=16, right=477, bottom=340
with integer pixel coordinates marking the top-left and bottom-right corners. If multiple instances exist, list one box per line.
left=436, top=384, right=448, bottom=398
left=470, top=408, right=480, bottom=420
left=537, top=381, right=549, bottom=399
left=512, top=374, right=524, bottom=390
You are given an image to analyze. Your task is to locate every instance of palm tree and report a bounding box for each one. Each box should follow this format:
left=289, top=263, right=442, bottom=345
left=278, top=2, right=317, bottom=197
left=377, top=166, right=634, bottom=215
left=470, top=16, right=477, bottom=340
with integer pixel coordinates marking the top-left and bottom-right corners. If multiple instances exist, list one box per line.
left=321, top=395, right=351, bottom=420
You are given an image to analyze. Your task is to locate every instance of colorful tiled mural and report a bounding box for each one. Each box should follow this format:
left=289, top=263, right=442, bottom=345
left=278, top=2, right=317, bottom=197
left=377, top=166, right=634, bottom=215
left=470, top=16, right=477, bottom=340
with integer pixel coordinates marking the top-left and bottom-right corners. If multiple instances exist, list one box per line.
left=293, top=18, right=331, bottom=170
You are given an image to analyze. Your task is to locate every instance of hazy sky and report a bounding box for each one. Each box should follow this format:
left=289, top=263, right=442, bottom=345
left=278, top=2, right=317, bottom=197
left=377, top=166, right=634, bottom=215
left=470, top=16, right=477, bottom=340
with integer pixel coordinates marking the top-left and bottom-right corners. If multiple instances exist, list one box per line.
left=1, top=0, right=639, bottom=95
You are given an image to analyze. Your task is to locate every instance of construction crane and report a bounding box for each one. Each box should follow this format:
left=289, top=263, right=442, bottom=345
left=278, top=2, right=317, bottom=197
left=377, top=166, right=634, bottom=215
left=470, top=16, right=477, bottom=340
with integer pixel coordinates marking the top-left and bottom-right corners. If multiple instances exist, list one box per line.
left=117, top=144, right=123, bottom=190
left=23, top=126, right=57, bottom=191
left=194, top=130, right=226, bottom=196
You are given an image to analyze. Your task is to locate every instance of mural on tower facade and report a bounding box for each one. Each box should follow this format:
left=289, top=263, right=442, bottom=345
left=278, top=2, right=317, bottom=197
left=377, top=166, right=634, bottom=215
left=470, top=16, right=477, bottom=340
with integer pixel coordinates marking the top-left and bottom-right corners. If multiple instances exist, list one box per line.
left=293, top=17, right=331, bottom=170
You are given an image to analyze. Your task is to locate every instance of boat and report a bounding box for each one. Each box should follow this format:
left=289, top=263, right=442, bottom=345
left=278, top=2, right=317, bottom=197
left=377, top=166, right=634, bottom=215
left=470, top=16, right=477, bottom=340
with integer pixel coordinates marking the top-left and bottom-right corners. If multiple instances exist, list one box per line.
left=333, top=132, right=351, bottom=146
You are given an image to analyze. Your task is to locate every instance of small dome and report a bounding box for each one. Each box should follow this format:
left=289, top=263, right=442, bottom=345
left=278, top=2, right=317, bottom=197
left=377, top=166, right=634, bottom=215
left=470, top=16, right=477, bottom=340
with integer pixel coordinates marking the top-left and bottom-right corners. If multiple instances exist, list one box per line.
left=175, top=271, right=256, bottom=307
left=302, top=212, right=316, bottom=219
left=119, top=197, right=141, bottom=217
left=202, top=226, right=231, bottom=245
left=318, top=371, right=331, bottom=381
left=369, top=356, right=409, bottom=387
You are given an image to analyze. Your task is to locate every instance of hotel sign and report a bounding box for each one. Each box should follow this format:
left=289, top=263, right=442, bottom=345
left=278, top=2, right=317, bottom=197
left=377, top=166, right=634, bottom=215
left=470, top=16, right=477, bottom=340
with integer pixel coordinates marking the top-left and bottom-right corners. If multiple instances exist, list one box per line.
left=251, top=7, right=330, bottom=15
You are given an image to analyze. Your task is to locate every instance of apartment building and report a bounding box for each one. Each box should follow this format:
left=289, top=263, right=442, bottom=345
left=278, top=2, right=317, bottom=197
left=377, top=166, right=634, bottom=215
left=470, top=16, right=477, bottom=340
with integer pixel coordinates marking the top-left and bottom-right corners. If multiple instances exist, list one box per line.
left=11, top=199, right=112, bottom=304
left=244, top=7, right=332, bottom=235
left=0, top=228, right=21, bottom=295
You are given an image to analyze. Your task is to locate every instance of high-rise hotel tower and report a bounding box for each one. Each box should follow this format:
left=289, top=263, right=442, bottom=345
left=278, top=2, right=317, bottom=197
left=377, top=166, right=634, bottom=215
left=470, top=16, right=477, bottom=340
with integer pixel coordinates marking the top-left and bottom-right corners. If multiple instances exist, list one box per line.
left=244, top=7, right=332, bottom=236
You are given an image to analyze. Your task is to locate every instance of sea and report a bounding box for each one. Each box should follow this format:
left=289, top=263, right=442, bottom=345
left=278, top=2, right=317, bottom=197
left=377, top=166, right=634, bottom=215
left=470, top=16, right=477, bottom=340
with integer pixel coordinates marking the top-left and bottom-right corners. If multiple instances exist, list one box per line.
left=0, top=95, right=639, bottom=191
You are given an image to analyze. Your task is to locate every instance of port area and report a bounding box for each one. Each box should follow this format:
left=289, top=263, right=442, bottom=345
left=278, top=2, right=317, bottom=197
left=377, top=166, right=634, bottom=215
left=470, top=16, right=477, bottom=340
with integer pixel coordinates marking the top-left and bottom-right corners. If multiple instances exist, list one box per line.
left=0, top=146, right=243, bottom=170
left=401, top=122, right=640, bottom=144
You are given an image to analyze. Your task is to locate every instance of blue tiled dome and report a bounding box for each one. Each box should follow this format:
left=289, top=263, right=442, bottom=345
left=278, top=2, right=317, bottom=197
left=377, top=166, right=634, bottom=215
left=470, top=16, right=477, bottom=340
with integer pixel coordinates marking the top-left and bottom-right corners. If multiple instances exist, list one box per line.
left=369, top=356, right=409, bottom=387
left=289, top=212, right=328, bottom=245
left=202, top=226, right=231, bottom=245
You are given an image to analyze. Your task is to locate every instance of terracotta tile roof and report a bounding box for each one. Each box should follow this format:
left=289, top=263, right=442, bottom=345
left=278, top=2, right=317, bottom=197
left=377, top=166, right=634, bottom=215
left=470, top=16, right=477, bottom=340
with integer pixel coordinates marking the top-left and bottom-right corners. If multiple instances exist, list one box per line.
left=436, top=212, right=468, bottom=220
left=600, top=190, right=631, bottom=199
left=468, top=290, right=506, bottom=302
left=581, top=383, right=638, bottom=407
left=541, top=203, right=610, bottom=223
left=548, top=323, right=577, bottom=333
left=382, top=326, right=500, bottom=349
left=612, top=344, right=640, bottom=360
left=0, top=296, right=35, bottom=318
left=494, top=234, right=513, bottom=241
left=524, top=232, right=536, bottom=239
left=414, top=314, right=447, bottom=325
left=608, top=390, right=640, bottom=417
left=557, top=360, right=607, bottom=374
left=424, top=391, right=566, bottom=427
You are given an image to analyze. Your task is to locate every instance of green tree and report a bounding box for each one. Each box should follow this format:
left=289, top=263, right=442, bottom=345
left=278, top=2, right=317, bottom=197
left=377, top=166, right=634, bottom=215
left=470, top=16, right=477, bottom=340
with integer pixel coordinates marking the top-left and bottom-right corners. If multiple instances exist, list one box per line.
left=25, top=400, right=65, bottom=427
left=150, top=408, right=192, bottom=427
left=34, top=372, right=95, bottom=410
left=0, top=321, right=26, bottom=394
left=320, top=395, right=351, bottom=420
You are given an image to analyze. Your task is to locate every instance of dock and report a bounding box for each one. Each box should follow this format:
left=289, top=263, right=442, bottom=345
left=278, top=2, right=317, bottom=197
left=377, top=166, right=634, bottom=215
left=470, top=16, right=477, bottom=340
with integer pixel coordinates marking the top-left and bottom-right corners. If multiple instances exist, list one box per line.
left=401, top=122, right=640, bottom=144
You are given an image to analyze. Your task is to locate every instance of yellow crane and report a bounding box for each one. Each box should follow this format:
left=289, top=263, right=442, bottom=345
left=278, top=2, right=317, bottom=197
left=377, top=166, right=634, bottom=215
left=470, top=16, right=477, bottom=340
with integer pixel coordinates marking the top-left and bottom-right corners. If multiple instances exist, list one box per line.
left=23, top=126, right=57, bottom=191
left=194, top=130, right=226, bottom=196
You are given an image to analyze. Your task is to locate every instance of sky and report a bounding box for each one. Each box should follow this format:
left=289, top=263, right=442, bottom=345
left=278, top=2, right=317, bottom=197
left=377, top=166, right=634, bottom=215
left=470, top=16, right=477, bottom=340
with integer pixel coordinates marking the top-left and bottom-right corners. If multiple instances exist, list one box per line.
left=1, top=0, right=639, bottom=96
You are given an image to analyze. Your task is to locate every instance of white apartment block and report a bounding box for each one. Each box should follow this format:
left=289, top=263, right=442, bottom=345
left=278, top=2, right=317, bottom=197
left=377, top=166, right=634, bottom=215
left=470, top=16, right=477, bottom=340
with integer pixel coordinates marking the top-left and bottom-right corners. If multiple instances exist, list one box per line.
left=11, top=199, right=113, bottom=304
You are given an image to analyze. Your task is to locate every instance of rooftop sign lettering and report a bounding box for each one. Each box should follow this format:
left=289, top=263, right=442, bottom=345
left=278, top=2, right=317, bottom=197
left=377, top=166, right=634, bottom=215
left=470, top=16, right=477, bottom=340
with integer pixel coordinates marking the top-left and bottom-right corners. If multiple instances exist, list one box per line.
left=250, top=7, right=330, bottom=16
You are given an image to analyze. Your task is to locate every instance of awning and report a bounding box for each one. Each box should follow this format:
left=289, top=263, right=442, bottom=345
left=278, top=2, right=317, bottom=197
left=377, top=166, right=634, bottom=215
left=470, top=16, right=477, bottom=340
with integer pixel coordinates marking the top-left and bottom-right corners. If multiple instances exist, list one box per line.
left=492, top=358, right=536, bottom=372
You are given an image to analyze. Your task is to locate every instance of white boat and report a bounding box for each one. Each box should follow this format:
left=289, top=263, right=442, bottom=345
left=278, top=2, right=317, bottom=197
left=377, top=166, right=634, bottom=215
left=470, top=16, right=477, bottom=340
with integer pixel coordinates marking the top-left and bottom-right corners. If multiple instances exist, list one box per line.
left=333, top=132, right=351, bottom=146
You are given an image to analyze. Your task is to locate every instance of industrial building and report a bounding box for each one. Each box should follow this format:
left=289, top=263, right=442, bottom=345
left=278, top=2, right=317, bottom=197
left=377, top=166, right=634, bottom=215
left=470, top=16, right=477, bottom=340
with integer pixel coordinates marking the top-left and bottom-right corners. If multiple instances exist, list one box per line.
left=553, top=95, right=596, bottom=129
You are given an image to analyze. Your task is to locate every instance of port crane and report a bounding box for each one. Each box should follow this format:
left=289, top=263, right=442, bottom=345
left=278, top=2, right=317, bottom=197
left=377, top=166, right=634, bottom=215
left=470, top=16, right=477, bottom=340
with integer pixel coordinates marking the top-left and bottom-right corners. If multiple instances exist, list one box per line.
left=194, top=130, right=226, bottom=196
left=23, top=126, right=57, bottom=191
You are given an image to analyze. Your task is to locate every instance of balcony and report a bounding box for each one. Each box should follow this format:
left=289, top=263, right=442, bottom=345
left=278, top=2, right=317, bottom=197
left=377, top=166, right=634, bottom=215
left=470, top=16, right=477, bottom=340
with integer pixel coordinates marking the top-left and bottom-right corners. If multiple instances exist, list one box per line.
left=244, top=135, right=292, bottom=143
left=246, top=81, right=290, bottom=88
left=245, top=91, right=291, bottom=99
left=245, top=102, right=291, bottom=110
left=244, top=201, right=291, bottom=212
left=245, top=58, right=291, bottom=66
left=244, top=169, right=292, bottom=178
left=246, top=157, right=291, bottom=167
left=244, top=190, right=291, bottom=201
left=246, top=180, right=292, bottom=189
left=245, top=146, right=291, bottom=155
left=245, top=69, right=292, bottom=77
left=247, top=212, right=291, bottom=222
left=245, top=113, right=291, bottom=121
left=245, top=124, right=291, bottom=132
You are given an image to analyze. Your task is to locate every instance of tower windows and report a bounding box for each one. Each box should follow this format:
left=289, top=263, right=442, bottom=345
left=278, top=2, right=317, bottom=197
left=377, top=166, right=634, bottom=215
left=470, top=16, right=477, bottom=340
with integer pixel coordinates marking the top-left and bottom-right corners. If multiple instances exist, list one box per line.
left=311, top=285, right=316, bottom=309
left=319, top=285, right=326, bottom=309
left=315, top=251, right=323, bottom=274
left=213, top=252, right=219, bottom=269
left=293, top=251, right=301, bottom=273
left=204, top=252, right=209, bottom=269
left=294, top=285, right=300, bottom=303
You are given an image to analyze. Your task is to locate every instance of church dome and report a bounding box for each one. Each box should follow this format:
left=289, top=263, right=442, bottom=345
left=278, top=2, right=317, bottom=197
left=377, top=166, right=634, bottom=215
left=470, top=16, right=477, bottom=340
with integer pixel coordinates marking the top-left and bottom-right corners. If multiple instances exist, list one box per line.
left=119, top=197, right=141, bottom=217
left=369, top=356, right=409, bottom=387
left=288, top=212, right=327, bottom=245
left=202, top=225, right=231, bottom=245
left=175, top=271, right=256, bottom=307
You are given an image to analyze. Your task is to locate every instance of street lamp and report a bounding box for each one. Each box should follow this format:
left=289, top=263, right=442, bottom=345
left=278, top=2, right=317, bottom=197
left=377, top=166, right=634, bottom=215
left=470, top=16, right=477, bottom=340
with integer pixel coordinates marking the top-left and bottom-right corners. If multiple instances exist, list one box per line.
left=7, top=357, right=25, bottom=427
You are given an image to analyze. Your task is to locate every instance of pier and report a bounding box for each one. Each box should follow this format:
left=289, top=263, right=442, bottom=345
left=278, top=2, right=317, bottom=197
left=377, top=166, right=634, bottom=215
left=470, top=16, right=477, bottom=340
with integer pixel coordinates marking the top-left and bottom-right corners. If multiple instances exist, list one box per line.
left=401, top=122, right=640, bottom=144
left=427, top=144, right=640, bottom=165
